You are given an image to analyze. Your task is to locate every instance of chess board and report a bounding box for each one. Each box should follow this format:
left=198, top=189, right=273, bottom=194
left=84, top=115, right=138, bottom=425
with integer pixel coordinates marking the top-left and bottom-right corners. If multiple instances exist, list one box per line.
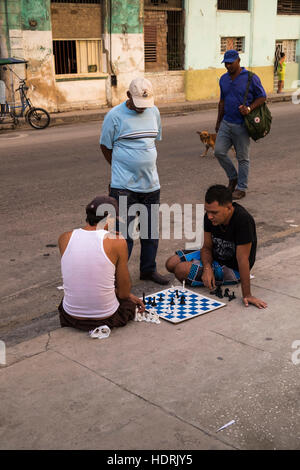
left=143, top=286, right=226, bottom=324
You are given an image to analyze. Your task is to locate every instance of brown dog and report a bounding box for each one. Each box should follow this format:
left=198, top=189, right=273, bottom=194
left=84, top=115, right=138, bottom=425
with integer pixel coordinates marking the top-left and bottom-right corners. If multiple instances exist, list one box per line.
left=197, top=130, right=235, bottom=157
left=197, top=131, right=217, bottom=157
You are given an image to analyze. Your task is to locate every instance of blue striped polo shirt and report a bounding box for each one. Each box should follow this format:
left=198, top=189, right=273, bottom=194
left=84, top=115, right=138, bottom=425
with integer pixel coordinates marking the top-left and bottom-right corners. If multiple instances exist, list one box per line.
left=100, top=101, right=162, bottom=193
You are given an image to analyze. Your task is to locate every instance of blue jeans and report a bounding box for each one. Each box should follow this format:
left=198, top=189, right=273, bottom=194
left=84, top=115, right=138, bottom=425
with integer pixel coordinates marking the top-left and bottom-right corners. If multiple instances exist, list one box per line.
left=215, top=119, right=250, bottom=191
left=109, top=187, right=160, bottom=274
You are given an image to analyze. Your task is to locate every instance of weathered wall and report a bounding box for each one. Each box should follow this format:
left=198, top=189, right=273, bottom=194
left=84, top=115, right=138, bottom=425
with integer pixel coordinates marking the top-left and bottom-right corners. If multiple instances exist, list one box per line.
left=51, top=3, right=102, bottom=39
left=55, top=77, right=107, bottom=111
left=102, top=0, right=144, bottom=106
left=20, top=0, right=57, bottom=110
left=146, top=71, right=185, bottom=103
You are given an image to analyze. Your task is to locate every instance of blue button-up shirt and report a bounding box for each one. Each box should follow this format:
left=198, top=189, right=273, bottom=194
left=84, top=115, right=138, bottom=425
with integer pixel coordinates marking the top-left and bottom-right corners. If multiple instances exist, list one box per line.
left=220, top=67, right=266, bottom=125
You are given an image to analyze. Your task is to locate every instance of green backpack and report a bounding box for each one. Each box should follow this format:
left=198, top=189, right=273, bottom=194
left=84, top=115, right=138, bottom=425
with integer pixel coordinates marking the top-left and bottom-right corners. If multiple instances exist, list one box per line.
left=243, top=71, right=272, bottom=141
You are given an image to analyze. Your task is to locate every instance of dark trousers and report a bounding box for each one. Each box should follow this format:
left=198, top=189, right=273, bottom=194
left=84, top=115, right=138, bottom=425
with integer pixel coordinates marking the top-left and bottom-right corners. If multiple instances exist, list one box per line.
left=58, top=298, right=136, bottom=331
left=109, top=187, right=160, bottom=274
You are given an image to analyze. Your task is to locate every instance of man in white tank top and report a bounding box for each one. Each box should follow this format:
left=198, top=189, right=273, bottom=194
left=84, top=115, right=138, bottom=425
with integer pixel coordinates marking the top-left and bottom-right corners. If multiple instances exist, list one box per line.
left=58, top=195, right=145, bottom=331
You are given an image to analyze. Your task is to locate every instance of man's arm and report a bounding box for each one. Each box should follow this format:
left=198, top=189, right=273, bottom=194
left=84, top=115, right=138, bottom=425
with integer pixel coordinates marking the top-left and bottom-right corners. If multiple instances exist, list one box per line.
left=200, top=231, right=215, bottom=290
left=58, top=231, right=73, bottom=257
left=239, top=96, right=266, bottom=116
left=100, top=144, right=112, bottom=166
left=236, top=243, right=267, bottom=309
left=115, top=239, right=131, bottom=299
left=114, top=238, right=145, bottom=311
left=215, top=99, right=225, bottom=132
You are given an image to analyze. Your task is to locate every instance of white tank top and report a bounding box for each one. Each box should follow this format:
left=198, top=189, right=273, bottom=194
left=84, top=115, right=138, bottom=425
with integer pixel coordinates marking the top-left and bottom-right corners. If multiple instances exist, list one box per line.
left=61, top=229, right=119, bottom=319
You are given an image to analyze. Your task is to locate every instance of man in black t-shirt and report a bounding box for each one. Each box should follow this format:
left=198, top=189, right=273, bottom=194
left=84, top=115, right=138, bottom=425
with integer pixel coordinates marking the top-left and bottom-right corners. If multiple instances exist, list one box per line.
left=166, top=185, right=267, bottom=309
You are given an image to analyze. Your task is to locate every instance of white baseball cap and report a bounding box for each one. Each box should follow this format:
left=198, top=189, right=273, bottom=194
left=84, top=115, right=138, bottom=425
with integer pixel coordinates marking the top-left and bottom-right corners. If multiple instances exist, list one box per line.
left=129, top=77, right=154, bottom=108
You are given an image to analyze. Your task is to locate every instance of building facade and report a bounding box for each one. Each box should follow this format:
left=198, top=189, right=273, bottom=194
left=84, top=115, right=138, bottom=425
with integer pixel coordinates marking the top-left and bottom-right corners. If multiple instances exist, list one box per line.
left=0, top=0, right=299, bottom=112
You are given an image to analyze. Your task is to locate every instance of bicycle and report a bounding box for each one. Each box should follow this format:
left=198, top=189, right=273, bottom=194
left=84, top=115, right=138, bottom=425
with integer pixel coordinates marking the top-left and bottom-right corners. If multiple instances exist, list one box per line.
left=0, top=67, right=50, bottom=130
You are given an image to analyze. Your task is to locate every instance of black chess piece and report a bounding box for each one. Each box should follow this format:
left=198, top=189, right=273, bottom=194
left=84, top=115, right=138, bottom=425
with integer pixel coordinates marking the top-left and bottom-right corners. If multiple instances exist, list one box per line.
left=176, top=289, right=179, bottom=298
left=143, top=292, right=145, bottom=304
left=180, top=295, right=185, bottom=305
left=228, top=291, right=236, bottom=301
left=215, top=285, right=223, bottom=299
left=152, top=297, right=157, bottom=307
left=224, top=288, right=230, bottom=298
left=170, top=297, right=175, bottom=306
left=158, top=294, right=163, bottom=302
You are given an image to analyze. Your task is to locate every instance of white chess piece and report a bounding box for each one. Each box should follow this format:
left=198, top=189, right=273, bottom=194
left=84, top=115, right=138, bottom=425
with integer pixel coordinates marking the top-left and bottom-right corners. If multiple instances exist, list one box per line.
left=134, top=307, right=139, bottom=321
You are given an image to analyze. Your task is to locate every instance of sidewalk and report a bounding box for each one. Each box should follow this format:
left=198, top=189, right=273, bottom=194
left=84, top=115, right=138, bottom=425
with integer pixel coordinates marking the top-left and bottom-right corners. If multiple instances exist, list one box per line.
left=0, top=91, right=294, bottom=131
left=1, top=238, right=300, bottom=450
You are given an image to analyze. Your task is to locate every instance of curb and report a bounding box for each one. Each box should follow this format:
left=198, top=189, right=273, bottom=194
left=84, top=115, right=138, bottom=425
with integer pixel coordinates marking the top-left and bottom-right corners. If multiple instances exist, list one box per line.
left=0, top=93, right=294, bottom=132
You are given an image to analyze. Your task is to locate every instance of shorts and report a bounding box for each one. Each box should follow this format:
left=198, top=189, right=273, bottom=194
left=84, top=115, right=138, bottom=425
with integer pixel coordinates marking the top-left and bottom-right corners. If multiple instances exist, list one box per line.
left=58, top=298, right=136, bottom=331
left=175, top=249, right=240, bottom=287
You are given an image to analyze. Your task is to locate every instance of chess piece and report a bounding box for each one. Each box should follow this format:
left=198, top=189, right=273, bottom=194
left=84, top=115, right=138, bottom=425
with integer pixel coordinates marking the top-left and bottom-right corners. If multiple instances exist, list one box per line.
left=182, top=280, right=185, bottom=292
left=170, top=297, right=175, bottom=306
left=142, top=292, right=145, bottom=304
left=158, top=294, right=163, bottom=302
left=228, top=291, right=236, bottom=301
left=152, top=297, right=157, bottom=307
left=224, top=288, right=230, bottom=298
left=134, top=307, right=139, bottom=321
left=176, top=289, right=179, bottom=298
left=215, top=285, right=223, bottom=298
left=147, top=297, right=152, bottom=305
left=180, top=295, right=185, bottom=305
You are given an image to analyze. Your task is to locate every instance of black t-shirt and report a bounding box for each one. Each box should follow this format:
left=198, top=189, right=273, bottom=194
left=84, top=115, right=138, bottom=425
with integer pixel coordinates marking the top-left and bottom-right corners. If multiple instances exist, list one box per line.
left=204, top=203, right=257, bottom=271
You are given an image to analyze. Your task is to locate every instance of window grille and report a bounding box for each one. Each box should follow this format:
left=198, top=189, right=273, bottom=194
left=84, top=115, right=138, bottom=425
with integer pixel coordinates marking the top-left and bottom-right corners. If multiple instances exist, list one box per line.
left=275, top=40, right=297, bottom=63
left=144, top=26, right=157, bottom=62
left=51, top=1, right=102, bottom=4
left=277, top=0, right=300, bottom=15
left=217, top=0, right=248, bottom=10
left=221, top=37, right=245, bottom=53
left=167, top=11, right=184, bottom=70
left=53, top=39, right=102, bottom=75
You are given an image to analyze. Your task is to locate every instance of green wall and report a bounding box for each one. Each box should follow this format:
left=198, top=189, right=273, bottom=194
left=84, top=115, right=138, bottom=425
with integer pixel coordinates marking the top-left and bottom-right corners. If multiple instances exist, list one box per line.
left=21, top=0, right=51, bottom=31
left=105, top=0, right=143, bottom=35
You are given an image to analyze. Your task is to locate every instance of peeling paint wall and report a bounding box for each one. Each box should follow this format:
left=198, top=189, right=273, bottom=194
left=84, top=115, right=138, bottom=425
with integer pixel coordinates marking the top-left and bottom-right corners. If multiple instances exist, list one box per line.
left=102, top=0, right=144, bottom=106
left=0, top=0, right=57, bottom=110
left=21, top=1, right=57, bottom=110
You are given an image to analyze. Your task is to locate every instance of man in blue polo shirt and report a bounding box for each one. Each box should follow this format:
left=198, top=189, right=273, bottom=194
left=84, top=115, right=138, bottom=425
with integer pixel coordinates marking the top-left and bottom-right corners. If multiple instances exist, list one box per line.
left=215, top=50, right=267, bottom=200
left=100, top=77, right=169, bottom=285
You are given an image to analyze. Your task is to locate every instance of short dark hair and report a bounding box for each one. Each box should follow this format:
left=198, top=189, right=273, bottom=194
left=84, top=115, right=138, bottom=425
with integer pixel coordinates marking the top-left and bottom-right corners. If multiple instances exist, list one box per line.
left=280, top=52, right=285, bottom=58
left=85, top=195, right=119, bottom=227
left=205, top=185, right=232, bottom=205
left=86, top=212, right=109, bottom=227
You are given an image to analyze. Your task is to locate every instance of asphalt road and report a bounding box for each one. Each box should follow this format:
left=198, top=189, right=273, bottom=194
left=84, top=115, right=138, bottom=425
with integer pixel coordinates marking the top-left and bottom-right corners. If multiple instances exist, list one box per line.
left=1, top=101, right=300, bottom=342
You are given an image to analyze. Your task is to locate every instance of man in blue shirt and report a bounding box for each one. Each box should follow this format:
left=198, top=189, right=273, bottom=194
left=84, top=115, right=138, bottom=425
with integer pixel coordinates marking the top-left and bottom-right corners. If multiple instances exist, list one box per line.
left=100, top=77, right=169, bottom=285
left=215, top=50, right=267, bottom=200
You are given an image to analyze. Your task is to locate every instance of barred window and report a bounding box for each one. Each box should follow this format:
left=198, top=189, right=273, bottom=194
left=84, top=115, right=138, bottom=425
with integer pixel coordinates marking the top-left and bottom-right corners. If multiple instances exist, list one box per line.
left=221, top=37, right=245, bottom=53
left=217, top=0, right=248, bottom=10
left=53, top=39, right=103, bottom=75
left=277, top=0, right=300, bottom=15
left=276, top=40, right=297, bottom=62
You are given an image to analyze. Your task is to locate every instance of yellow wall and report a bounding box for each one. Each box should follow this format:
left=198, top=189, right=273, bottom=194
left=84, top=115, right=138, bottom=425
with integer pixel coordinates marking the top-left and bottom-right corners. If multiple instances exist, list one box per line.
left=185, top=66, right=274, bottom=101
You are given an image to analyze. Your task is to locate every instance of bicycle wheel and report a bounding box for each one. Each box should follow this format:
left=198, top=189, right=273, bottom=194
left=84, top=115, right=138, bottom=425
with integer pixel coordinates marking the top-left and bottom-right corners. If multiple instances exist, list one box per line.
left=27, top=107, right=50, bottom=129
